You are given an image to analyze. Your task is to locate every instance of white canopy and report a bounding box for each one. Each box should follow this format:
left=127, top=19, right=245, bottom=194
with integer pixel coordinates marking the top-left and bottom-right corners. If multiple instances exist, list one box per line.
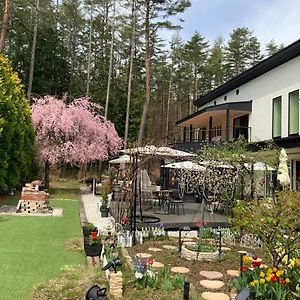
left=122, top=145, right=196, bottom=158
left=162, top=160, right=205, bottom=171
left=109, top=154, right=132, bottom=164
left=277, top=148, right=290, bottom=186
left=244, top=162, right=275, bottom=171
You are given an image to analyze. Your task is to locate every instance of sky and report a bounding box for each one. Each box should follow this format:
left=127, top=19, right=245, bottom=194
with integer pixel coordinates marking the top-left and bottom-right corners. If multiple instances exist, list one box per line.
left=163, top=0, right=300, bottom=49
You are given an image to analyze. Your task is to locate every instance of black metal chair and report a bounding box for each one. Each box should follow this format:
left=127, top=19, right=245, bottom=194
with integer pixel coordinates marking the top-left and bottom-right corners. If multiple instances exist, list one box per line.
left=169, top=189, right=185, bottom=216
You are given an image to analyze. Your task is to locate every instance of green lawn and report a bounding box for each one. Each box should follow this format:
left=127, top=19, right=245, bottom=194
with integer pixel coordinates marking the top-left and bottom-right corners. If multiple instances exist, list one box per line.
left=0, top=181, right=85, bottom=300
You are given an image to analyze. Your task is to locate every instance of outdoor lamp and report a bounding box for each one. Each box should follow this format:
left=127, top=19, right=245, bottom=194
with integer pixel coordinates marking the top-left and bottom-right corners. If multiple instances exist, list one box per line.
left=102, top=257, right=122, bottom=273
left=85, top=285, right=108, bottom=300
left=238, top=250, right=247, bottom=277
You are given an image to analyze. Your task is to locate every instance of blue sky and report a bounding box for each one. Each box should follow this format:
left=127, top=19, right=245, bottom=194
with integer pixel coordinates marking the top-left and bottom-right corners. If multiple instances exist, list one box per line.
left=163, top=0, right=300, bottom=50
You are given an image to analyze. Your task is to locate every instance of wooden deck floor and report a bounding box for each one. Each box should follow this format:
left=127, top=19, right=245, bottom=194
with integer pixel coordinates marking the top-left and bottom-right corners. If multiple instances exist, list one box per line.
left=134, top=202, right=229, bottom=230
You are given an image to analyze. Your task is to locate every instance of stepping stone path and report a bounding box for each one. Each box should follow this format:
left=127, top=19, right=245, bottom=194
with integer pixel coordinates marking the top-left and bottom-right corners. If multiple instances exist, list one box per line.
left=226, top=270, right=239, bottom=277
left=200, top=271, right=223, bottom=280
left=221, top=246, right=231, bottom=251
left=162, top=245, right=177, bottom=250
left=200, top=280, right=225, bottom=290
left=201, top=292, right=229, bottom=300
left=136, top=253, right=152, bottom=258
left=152, top=261, right=164, bottom=268
left=182, top=238, right=194, bottom=242
left=148, top=247, right=162, bottom=252
left=171, top=266, right=190, bottom=274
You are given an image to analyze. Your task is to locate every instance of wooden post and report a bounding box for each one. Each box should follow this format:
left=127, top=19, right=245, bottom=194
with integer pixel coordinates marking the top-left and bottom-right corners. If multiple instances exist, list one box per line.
left=183, top=281, right=190, bottom=300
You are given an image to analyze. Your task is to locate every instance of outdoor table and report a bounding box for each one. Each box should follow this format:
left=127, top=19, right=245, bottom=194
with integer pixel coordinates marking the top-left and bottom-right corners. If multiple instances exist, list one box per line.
left=154, top=189, right=172, bottom=214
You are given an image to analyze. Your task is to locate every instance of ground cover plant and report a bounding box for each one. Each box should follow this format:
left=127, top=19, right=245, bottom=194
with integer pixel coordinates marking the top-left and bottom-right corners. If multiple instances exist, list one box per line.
left=0, top=178, right=85, bottom=300
left=125, top=238, right=270, bottom=298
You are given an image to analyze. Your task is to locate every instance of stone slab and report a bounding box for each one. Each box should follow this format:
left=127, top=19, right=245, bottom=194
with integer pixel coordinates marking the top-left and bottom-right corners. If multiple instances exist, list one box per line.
left=136, top=253, right=152, bottom=258
left=148, top=247, right=163, bottom=252
left=171, top=266, right=190, bottom=274
left=226, top=270, right=239, bottom=277
left=200, top=271, right=223, bottom=280
left=152, top=261, right=164, bottom=268
left=200, top=280, right=225, bottom=290
left=201, top=292, right=229, bottom=300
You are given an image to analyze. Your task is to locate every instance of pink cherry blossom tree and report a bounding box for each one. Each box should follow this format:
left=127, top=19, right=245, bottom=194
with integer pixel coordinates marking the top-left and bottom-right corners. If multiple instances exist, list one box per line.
left=31, top=96, right=122, bottom=187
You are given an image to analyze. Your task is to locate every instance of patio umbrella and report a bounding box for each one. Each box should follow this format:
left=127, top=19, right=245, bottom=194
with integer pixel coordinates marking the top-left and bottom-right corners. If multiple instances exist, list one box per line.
left=122, top=145, right=196, bottom=158
left=162, top=160, right=205, bottom=171
left=277, top=148, right=290, bottom=187
left=109, top=154, right=133, bottom=164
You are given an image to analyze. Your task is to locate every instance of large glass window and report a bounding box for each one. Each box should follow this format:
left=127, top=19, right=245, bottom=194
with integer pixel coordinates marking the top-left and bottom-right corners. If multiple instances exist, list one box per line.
left=273, top=96, right=282, bottom=138
left=289, top=90, right=299, bottom=135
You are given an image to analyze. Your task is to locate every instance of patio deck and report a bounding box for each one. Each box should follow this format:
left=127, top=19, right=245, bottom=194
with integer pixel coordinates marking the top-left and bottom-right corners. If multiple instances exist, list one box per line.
left=134, top=202, right=229, bottom=230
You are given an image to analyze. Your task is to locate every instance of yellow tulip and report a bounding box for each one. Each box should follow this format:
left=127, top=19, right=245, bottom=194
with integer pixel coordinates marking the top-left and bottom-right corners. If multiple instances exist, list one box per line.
left=260, top=271, right=265, bottom=277
left=260, top=278, right=265, bottom=284
left=266, top=275, right=272, bottom=282
left=243, top=256, right=251, bottom=264
left=285, top=278, right=290, bottom=283
left=296, top=259, right=300, bottom=266
left=276, top=270, right=284, bottom=277
left=267, top=267, right=273, bottom=274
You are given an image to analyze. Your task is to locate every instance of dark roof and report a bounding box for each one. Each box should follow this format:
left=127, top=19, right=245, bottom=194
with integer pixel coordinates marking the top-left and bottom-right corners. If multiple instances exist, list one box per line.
left=176, top=101, right=252, bottom=125
left=194, top=38, right=300, bottom=107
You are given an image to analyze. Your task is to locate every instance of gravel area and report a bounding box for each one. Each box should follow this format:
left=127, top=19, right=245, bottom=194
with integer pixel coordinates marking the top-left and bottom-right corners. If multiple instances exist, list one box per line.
left=80, top=188, right=115, bottom=233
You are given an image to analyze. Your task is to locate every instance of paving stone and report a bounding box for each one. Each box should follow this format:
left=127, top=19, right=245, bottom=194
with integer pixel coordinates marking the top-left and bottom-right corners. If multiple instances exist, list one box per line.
left=200, top=280, right=225, bottom=290
left=136, top=253, right=152, bottom=258
left=162, top=245, right=177, bottom=250
left=171, top=266, right=190, bottom=274
left=148, top=247, right=163, bottom=252
left=200, top=271, right=223, bottom=280
left=226, top=270, right=239, bottom=277
left=221, top=246, right=231, bottom=251
left=152, top=261, right=164, bottom=268
left=201, top=292, right=230, bottom=300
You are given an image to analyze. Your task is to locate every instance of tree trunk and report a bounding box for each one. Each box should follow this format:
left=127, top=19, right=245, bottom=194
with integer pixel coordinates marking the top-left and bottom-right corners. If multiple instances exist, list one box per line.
left=104, top=0, right=116, bottom=120
left=124, top=0, right=136, bottom=149
left=86, top=4, right=93, bottom=97
left=137, top=0, right=151, bottom=146
left=44, top=161, right=50, bottom=190
left=165, top=72, right=172, bottom=142
left=27, top=0, right=39, bottom=103
left=0, top=0, right=11, bottom=53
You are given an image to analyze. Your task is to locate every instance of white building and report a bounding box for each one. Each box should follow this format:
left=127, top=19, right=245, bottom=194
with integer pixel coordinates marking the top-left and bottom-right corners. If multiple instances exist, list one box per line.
left=175, top=38, right=300, bottom=190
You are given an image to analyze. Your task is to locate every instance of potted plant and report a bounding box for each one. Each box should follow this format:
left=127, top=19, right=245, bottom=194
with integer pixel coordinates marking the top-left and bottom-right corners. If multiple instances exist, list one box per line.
left=100, top=184, right=109, bottom=218
left=82, top=222, right=98, bottom=237
left=84, top=231, right=103, bottom=257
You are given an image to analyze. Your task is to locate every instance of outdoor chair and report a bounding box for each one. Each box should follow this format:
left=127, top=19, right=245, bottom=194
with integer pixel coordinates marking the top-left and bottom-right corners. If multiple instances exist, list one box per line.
left=169, top=189, right=185, bottom=216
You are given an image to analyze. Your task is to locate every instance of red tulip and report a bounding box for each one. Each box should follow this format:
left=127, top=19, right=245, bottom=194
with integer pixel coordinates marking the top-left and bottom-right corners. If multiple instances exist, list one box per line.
left=279, top=279, right=285, bottom=284
left=271, top=276, right=278, bottom=282
left=241, top=266, right=248, bottom=272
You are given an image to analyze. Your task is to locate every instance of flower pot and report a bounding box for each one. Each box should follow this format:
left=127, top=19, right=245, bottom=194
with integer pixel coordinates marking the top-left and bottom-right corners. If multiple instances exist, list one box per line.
left=100, top=207, right=109, bottom=218
left=82, top=226, right=98, bottom=237
left=84, top=243, right=102, bottom=257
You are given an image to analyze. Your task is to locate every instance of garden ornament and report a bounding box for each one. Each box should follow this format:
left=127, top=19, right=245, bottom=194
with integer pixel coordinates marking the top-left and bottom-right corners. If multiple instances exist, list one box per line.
left=102, top=257, right=122, bottom=273
left=235, top=287, right=250, bottom=300
left=277, top=148, right=290, bottom=187
left=85, top=285, right=108, bottom=300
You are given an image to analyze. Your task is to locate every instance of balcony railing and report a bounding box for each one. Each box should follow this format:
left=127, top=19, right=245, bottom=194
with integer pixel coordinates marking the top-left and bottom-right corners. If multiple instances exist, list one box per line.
left=171, top=126, right=251, bottom=144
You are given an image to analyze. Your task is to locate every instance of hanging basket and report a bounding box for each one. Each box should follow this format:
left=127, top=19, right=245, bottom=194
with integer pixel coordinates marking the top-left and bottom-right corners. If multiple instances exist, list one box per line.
left=84, top=243, right=102, bottom=257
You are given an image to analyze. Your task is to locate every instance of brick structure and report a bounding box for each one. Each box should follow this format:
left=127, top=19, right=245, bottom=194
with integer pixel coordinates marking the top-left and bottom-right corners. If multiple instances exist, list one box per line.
left=17, top=183, right=51, bottom=214
left=109, top=271, right=123, bottom=299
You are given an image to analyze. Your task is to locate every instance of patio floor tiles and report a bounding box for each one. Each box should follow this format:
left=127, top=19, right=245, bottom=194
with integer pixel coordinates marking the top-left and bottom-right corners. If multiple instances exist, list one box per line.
left=170, top=266, right=190, bottom=274
left=200, top=280, right=225, bottom=290
left=201, top=292, right=230, bottom=300
left=200, top=271, right=223, bottom=280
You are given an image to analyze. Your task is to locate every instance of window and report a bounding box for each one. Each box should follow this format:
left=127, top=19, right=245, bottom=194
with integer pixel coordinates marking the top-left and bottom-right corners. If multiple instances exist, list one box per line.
left=289, top=90, right=299, bottom=135
left=272, top=96, right=282, bottom=138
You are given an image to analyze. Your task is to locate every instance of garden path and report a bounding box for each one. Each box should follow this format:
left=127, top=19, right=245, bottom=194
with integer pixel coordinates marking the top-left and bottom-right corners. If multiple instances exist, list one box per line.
left=80, top=188, right=115, bottom=232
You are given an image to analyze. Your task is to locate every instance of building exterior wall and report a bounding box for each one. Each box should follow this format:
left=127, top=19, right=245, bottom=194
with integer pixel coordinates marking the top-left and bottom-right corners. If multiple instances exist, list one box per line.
left=198, top=56, right=300, bottom=142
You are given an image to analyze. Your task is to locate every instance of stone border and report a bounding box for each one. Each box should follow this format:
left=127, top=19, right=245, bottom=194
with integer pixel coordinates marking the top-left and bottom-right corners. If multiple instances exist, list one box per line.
left=181, top=245, right=219, bottom=261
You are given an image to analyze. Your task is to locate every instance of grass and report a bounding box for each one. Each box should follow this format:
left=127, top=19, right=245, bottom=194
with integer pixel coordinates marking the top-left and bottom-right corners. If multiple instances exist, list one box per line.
left=0, top=177, right=85, bottom=300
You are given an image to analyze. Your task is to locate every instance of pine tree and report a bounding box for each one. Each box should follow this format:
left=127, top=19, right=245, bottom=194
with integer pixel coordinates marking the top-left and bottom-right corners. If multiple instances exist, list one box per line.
left=265, top=39, right=284, bottom=57
left=247, top=36, right=263, bottom=67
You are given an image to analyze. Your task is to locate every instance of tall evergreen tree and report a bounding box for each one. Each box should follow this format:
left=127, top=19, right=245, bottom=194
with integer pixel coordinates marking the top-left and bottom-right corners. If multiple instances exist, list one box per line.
left=248, top=36, right=263, bottom=67
left=265, top=39, right=284, bottom=57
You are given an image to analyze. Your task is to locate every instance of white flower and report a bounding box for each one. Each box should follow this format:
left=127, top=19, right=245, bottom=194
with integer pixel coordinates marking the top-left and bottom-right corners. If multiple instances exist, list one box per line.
left=146, top=270, right=155, bottom=278
left=135, top=272, right=143, bottom=279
